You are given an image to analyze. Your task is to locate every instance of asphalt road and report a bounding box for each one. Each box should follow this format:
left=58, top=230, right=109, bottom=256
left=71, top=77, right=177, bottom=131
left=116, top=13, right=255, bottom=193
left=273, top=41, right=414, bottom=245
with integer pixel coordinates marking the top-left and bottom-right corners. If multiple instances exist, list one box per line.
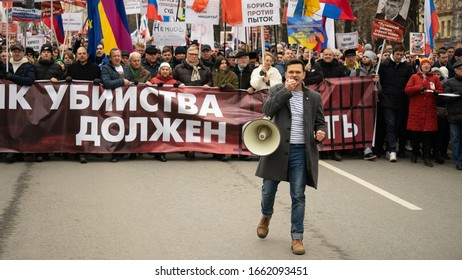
left=0, top=152, right=461, bottom=260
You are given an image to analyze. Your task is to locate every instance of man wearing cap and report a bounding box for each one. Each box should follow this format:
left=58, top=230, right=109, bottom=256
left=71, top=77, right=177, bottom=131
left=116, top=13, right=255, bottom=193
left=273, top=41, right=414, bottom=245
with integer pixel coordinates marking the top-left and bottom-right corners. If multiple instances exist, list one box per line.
left=443, top=60, right=462, bottom=170
left=349, top=50, right=380, bottom=160
left=1, top=44, right=35, bottom=86
left=121, top=50, right=130, bottom=66
left=1, top=43, right=36, bottom=164
left=233, top=52, right=254, bottom=94
left=200, top=44, right=215, bottom=69
left=173, top=46, right=186, bottom=68
left=449, top=48, right=462, bottom=68
left=343, top=49, right=358, bottom=75
left=142, top=45, right=160, bottom=77
left=34, top=43, right=65, bottom=82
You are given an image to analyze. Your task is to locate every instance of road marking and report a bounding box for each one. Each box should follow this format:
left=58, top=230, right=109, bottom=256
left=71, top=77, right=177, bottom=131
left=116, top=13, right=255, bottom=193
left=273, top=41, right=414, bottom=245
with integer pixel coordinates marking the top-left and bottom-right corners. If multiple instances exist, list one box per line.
left=319, top=161, right=423, bottom=210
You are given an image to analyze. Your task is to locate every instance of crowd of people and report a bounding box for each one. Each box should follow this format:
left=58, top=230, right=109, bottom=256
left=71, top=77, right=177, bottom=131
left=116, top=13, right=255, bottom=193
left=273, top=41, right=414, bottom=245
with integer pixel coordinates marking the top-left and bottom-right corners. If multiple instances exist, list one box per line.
left=0, top=36, right=461, bottom=170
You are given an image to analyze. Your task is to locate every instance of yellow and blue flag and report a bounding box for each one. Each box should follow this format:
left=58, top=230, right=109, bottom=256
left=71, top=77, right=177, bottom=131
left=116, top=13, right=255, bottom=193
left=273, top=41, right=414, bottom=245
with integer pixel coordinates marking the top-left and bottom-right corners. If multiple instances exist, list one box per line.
left=87, top=0, right=133, bottom=62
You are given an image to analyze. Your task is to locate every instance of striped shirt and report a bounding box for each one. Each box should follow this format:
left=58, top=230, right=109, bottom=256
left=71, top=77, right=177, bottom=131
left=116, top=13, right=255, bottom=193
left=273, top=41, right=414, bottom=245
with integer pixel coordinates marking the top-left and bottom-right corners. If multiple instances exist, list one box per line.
left=289, top=91, right=305, bottom=144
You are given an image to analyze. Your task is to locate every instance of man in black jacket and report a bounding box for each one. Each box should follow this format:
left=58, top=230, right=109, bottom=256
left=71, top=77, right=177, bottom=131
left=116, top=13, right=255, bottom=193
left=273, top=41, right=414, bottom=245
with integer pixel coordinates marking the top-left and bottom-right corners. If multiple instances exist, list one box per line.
left=319, top=48, right=347, bottom=161
left=443, top=60, right=462, bottom=170
left=378, top=44, right=413, bottom=162
left=67, top=47, right=102, bottom=164
left=300, top=48, right=323, bottom=86
left=1, top=44, right=36, bottom=164
left=34, top=43, right=65, bottom=81
left=233, top=52, right=254, bottom=94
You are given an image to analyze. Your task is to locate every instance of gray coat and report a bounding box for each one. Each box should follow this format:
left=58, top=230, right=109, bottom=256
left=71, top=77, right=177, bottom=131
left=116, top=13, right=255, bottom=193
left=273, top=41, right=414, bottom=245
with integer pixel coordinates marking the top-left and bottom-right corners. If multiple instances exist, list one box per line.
left=255, top=83, right=327, bottom=189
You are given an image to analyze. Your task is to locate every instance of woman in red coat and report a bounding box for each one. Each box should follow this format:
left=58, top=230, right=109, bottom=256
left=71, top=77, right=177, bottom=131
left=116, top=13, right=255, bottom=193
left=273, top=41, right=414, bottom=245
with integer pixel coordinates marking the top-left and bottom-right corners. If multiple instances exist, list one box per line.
left=405, top=58, right=443, bottom=167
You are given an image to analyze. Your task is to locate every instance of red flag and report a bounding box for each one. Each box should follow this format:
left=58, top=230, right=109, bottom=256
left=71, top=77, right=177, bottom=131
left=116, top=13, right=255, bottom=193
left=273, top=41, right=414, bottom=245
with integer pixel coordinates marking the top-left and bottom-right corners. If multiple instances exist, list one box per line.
left=222, top=0, right=242, bottom=25
left=191, top=0, right=209, bottom=13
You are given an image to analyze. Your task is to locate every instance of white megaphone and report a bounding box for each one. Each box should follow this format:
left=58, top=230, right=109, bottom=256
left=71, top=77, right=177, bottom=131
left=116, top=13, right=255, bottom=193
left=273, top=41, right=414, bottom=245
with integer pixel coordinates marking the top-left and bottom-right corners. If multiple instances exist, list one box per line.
left=242, top=118, right=281, bottom=156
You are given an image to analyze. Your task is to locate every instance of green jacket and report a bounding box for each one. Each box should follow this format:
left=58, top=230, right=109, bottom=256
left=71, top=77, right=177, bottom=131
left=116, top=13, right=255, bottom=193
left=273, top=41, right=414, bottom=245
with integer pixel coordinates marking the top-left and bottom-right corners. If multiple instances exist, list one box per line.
left=212, top=69, right=238, bottom=90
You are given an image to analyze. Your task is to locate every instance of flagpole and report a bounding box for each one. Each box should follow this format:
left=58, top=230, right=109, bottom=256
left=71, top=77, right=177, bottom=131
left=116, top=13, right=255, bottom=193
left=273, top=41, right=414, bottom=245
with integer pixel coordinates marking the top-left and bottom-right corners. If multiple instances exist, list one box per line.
left=5, top=6, right=9, bottom=73
left=62, top=4, right=74, bottom=59
left=260, top=25, right=265, bottom=59
left=223, top=23, right=227, bottom=58
left=135, top=13, right=140, bottom=43
left=50, top=0, right=55, bottom=47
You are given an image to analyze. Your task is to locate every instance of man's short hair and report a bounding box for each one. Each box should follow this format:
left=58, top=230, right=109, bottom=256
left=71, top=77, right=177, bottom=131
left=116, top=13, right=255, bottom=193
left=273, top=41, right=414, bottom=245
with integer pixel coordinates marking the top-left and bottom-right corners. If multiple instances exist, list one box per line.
left=285, top=59, right=305, bottom=70
left=393, top=44, right=405, bottom=53
left=162, top=46, right=172, bottom=54
left=437, top=49, right=447, bottom=57
left=109, top=48, right=120, bottom=57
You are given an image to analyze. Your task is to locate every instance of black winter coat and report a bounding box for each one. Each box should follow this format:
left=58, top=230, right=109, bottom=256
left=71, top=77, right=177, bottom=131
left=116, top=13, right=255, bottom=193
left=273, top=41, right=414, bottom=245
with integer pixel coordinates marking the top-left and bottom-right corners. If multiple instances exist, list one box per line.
left=302, top=59, right=324, bottom=85
left=172, top=60, right=212, bottom=86
left=378, top=57, right=413, bottom=109
left=443, top=76, right=462, bottom=123
left=1, top=61, right=35, bottom=86
left=319, top=59, right=348, bottom=79
left=233, top=64, right=253, bottom=90
left=34, top=59, right=65, bottom=80
left=67, top=61, right=101, bottom=81
left=255, top=84, right=327, bottom=189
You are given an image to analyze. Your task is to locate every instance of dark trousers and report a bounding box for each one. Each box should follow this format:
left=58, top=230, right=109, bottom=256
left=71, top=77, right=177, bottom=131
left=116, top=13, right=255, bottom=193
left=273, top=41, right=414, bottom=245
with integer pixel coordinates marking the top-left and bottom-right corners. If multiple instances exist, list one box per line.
left=412, top=131, right=433, bottom=159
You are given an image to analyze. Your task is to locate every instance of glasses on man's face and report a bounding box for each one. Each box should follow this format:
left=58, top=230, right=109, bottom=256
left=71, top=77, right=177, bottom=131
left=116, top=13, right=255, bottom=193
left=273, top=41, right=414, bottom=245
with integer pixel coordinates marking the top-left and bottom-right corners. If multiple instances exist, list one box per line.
left=96, top=47, right=103, bottom=50
left=188, top=53, right=199, bottom=57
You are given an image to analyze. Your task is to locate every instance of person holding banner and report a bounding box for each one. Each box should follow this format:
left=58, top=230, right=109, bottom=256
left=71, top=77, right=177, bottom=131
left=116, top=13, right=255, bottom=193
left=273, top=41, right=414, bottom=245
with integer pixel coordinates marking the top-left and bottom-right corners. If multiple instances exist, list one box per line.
left=67, top=46, right=102, bottom=164
left=255, top=59, right=326, bottom=255
left=173, top=45, right=213, bottom=160
left=233, top=52, right=255, bottom=95
left=350, top=50, right=380, bottom=160
left=1, top=43, right=36, bottom=164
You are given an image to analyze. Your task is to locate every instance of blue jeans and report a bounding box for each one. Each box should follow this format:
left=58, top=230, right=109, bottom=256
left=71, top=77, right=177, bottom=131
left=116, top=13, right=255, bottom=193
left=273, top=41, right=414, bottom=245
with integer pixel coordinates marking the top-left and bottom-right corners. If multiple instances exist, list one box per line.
left=383, top=107, right=405, bottom=152
left=261, top=144, right=307, bottom=240
left=449, top=123, right=462, bottom=166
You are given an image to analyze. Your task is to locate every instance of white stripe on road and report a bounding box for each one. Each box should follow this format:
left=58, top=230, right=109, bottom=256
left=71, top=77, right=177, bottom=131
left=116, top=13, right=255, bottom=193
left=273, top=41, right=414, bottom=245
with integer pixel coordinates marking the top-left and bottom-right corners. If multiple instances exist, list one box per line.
left=319, top=161, right=423, bottom=210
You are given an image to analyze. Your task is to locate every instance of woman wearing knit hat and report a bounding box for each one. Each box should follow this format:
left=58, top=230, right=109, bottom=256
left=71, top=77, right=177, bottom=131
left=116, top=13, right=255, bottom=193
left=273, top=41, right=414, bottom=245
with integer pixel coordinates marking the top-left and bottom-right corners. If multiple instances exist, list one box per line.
left=404, top=57, right=443, bottom=167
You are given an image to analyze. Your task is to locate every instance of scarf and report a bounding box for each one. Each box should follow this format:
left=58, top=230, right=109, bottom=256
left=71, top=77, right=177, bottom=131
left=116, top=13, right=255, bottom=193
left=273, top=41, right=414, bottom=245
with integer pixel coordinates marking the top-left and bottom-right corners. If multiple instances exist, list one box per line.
left=186, top=60, right=201, bottom=82
left=10, top=57, right=29, bottom=73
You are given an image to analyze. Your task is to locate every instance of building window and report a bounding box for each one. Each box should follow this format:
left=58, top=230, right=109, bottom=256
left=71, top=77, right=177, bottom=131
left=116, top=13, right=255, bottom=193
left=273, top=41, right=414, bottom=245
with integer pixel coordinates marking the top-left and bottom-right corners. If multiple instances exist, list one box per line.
left=441, top=21, right=445, bottom=37
left=447, top=20, right=451, bottom=37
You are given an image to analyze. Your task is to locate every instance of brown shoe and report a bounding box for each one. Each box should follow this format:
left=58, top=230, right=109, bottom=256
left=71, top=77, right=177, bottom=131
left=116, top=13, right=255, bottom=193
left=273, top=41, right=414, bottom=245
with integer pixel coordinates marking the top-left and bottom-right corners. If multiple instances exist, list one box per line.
left=291, top=239, right=305, bottom=255
left=257, top=217, right=270, bottom=239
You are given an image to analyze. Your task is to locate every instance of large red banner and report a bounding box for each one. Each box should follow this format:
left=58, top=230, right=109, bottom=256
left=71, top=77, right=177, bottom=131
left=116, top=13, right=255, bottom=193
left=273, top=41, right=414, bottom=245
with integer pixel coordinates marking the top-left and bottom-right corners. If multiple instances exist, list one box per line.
left=0, top=77, right=377, bottom=154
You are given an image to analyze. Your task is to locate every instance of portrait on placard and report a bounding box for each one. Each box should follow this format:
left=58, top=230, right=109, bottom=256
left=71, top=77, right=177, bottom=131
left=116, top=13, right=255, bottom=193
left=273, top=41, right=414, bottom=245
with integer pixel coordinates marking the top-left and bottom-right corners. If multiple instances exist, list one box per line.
left=410, top=32, right=426, bottom=56
left=375, top=0, right=410, bottom=27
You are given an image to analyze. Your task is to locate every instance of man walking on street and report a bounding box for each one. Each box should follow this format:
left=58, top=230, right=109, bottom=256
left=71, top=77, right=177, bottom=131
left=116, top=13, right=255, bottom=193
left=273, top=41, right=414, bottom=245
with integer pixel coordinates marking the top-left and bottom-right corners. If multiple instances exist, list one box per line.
left=255, top=59, right=327, bottom=255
